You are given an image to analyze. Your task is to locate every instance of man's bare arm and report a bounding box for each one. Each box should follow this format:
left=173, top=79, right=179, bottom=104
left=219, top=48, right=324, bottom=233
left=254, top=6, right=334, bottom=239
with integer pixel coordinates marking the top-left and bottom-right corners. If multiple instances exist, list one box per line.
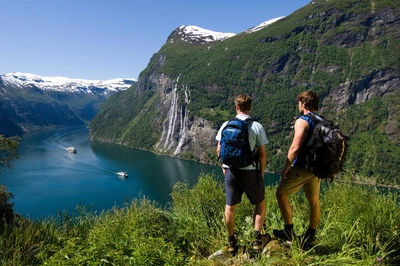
left=280, top=119, right=308, bottom=178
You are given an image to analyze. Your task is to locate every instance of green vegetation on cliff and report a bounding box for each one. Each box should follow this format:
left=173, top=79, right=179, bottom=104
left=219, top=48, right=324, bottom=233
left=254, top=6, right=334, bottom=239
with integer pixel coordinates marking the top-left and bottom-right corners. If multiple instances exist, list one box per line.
left=90, top=0, right=400, bottom=184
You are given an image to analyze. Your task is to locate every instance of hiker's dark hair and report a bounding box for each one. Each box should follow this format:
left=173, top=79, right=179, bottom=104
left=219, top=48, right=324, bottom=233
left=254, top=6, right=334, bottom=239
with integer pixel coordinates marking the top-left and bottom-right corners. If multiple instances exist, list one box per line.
left=235, top=94, right=252, bottom=112
left=297, top=91, right=319, bottom=111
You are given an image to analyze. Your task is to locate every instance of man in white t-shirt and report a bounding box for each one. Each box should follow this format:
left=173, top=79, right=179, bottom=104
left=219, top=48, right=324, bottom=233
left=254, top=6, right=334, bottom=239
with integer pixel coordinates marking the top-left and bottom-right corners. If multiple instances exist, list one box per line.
left=215, top=94, right=270, bottom=255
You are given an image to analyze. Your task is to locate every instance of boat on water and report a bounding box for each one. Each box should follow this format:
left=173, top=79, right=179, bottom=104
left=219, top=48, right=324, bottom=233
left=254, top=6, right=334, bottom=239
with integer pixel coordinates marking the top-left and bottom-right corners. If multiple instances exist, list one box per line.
left=67, top=147, right=77, bottom=153
left=116, top=171, right=128, bottom=178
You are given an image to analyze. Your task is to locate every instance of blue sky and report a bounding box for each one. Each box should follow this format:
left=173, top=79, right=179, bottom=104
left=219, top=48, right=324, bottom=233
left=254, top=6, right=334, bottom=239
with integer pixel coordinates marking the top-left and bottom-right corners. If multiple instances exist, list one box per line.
left=0, top=0, right=310, bottom=80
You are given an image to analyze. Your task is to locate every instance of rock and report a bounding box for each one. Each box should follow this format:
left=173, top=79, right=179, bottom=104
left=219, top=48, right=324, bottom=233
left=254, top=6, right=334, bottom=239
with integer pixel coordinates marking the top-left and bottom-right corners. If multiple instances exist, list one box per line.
left=263, top=240, right=286, bottom=258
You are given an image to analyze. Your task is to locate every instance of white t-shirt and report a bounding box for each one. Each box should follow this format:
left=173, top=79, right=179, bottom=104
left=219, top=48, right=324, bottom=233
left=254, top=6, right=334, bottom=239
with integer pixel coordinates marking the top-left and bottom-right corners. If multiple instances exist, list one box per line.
left=216, top=114, right=269, bottom=170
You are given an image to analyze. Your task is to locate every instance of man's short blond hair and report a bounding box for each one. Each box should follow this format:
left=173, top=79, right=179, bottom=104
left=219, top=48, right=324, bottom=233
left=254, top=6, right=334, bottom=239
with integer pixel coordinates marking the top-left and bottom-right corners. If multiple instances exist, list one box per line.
left=235, top=94, right=252, bottom=112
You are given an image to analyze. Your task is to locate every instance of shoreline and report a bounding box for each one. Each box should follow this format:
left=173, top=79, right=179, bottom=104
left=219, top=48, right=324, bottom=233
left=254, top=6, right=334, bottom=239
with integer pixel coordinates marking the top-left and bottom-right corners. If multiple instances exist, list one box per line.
left=337, top=179, right=400, bottom=190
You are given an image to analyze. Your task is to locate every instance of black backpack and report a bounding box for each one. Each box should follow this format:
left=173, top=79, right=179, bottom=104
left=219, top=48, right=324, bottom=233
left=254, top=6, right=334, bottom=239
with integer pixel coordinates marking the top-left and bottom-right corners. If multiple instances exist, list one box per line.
left=299, top=113, right=349, bottom=182
left=219, top=118, right=256, bottom=168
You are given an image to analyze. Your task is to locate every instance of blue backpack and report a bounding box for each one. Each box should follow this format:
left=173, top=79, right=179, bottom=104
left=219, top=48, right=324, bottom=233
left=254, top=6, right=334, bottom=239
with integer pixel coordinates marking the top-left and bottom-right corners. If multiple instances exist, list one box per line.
left=219, top=118, right=256, bottom=168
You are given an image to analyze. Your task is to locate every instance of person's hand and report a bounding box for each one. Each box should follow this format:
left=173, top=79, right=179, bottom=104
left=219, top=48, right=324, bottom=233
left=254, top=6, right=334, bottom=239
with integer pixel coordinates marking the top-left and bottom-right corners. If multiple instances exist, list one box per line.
left=280, top=168, right=288, bottom=179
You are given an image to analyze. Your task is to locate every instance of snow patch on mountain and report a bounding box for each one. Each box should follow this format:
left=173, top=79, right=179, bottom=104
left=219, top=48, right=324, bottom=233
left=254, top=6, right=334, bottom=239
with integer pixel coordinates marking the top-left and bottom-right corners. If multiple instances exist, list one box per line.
left=1, top=72, right=137, bottom=94
left=172, top=25, right=236, bottom=44
left=244, top=16, right=285, bottom=33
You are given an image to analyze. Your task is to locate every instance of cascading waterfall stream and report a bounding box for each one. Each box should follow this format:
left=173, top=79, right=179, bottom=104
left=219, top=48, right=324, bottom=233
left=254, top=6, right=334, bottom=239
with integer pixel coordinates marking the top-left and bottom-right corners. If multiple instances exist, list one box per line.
left=174, top=85, right=190, bottom=155
left=163, top=85, right=178, bottom=150
left=155, top=81, right=190, bottom=155
left=174, top=105, right=188, bottom=155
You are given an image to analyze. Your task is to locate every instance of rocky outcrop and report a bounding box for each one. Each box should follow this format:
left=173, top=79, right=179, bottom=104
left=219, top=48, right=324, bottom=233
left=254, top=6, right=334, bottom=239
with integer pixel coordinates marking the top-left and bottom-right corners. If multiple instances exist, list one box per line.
left=323, top=69, right=400, bottom=110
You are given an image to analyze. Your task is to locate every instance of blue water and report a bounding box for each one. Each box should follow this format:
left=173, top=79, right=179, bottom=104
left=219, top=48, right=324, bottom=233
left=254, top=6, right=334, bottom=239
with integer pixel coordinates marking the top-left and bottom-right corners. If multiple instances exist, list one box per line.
left=0, top=126, right=280, bottom=220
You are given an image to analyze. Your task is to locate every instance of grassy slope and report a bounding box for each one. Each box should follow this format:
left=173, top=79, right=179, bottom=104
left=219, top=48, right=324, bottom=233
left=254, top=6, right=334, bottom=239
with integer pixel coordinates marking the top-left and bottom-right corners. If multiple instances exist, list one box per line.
left=1, top=173, right=399, bottom=265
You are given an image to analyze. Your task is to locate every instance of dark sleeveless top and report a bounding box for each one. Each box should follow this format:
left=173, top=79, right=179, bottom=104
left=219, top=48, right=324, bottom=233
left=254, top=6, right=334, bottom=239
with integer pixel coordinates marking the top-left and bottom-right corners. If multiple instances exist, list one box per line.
left=293, top=114, right=316, bottom=168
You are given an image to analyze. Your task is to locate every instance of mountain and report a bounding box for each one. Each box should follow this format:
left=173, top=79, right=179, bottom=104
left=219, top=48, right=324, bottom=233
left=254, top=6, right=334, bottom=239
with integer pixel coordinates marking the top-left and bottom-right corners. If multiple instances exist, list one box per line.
left=167, top=17, right=288, bottom=45
left=0, top=73, right=136, bottom=136
left=89, top=0, right=399, bottom=185
left=168, top=25, right=236, bottom=44
left=1, top=73, right=136, bottom=94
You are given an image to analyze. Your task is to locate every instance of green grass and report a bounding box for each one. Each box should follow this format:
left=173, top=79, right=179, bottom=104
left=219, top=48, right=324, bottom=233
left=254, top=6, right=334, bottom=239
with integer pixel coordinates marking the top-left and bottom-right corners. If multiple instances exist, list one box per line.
left=1, top=172, right=399, bottom=265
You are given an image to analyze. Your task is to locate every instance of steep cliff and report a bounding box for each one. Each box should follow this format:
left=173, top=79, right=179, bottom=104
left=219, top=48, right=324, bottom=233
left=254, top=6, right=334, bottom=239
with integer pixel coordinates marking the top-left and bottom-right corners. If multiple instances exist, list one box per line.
left=89, top=0, right=400, bottom=184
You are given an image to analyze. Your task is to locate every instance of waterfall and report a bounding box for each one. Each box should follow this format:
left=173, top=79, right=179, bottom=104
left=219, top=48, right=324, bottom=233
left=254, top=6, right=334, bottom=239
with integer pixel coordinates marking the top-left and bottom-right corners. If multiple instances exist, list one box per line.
left=173, top=105, right=188, bottom=155
left=163, top=85, right=178, bottom=150
left=155, top=82, right=190, bottom=155
left=155, top=85, right=178, bottom=151
left=173, top=85, right=190, bottom=154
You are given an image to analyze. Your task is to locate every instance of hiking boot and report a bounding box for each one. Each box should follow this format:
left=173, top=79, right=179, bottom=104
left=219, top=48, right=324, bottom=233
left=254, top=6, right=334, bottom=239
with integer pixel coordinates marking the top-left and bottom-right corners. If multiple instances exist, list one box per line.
left=301, top=234, right=316, bottom=250
left=252, top=233, right=271, bottom=251
left=228, top=234, right=238, bottom=256
left=273, top=229, right=297, bottom=245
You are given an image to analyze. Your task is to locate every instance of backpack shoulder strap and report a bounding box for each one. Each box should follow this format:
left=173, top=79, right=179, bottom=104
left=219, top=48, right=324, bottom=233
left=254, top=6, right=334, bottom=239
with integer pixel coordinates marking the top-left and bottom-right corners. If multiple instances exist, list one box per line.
left=244, top=117, right=256, bottom=128
left=305, top=112, right=323, bottom=124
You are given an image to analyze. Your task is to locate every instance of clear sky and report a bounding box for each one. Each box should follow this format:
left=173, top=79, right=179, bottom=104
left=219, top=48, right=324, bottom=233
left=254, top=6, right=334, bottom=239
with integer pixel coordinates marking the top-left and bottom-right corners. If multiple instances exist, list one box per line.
left=0, top=0, right=310, bottom=80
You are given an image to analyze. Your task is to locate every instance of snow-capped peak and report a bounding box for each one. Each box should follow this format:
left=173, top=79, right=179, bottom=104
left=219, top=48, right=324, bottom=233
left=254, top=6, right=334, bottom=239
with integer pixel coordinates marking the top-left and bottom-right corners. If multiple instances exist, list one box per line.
left=170, top=25, right=236, bottom=44
left=244, top=16, right=285, bottom=33
left=169, top=17, right=284, bottom=45
left=1, top=72, right=137, bottom=94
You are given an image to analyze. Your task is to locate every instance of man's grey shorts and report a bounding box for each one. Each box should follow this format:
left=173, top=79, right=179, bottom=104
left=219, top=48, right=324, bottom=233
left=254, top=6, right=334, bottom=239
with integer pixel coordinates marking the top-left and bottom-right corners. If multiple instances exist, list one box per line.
left=225, top=168, right=264, bottom=206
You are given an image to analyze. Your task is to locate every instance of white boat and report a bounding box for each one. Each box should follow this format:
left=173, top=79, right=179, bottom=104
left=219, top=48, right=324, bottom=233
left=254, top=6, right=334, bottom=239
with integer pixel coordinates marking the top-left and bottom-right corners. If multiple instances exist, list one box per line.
left=67, top=147, right=77, bottom=153
left=116, top=171, right=128, bottom=178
